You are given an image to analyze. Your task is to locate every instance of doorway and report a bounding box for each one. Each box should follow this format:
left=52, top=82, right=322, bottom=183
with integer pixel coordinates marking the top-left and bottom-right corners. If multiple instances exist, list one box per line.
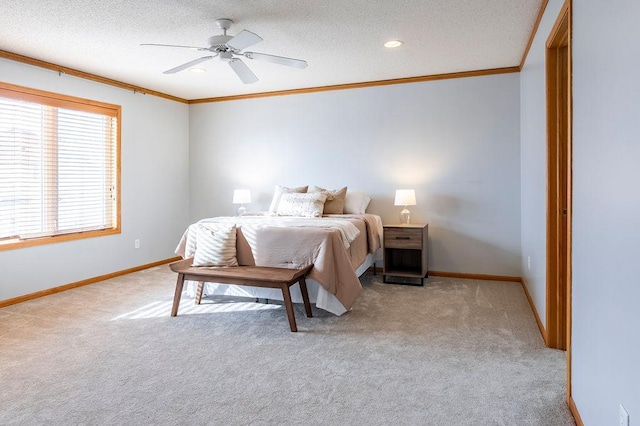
left=546, top=0, right=572, bottom=352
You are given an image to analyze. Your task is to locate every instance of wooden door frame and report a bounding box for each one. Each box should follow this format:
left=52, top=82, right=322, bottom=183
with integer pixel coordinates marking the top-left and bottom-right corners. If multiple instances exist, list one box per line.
left=545, top=0, right=573, bottom=401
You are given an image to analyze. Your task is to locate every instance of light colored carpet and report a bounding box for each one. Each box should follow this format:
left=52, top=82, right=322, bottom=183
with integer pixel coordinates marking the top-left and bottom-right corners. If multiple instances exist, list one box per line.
left=0, top=266, right=575, bottom=425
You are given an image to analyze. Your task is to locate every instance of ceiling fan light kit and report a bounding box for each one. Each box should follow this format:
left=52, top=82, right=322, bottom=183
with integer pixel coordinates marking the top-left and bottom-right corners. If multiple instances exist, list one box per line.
left=384, top=40, right=404, bottom=48
left=142, top=18, right=308, bottom=84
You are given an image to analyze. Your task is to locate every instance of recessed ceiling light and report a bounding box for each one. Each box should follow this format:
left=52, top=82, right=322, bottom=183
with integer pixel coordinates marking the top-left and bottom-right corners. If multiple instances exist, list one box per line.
left=189, top=68, right=206, bottom=73
left=384, top=40, right=403, bottom=48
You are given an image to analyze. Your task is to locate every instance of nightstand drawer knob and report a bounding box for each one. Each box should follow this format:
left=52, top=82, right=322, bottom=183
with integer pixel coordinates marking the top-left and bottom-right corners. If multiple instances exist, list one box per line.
left=395, top=236, right=411, bottom=240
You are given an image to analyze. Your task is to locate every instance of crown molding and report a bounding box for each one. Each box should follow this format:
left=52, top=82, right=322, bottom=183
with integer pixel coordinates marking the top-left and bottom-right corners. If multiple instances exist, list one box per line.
left=189, top=66, right=520, bottom=104
left=0, top=49, right=188, bottom=103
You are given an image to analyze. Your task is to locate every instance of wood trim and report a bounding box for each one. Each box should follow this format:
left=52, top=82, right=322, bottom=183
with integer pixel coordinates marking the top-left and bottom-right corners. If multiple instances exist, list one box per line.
left=2, top=49, right=518, bottom=105
left=545, top=38, right=562, bottom=349
left=0, top=224, right=121, bottom=253
left=0, top=81, right=123, bottom=252
left=547, top=0, right=571, bottom=47
left=545, top=0, right=573, bottom=412
left=545, top=0, right=571, bottom=351
left=115, top=104, right=123, bottom=240
left=370, top=267, right=521, bottom=283
left=520, top=277, right=548, bottom=344
left=520, top=0, right=551, bottom=69
left=568, top=396, right=584, bottom=426
left=0, top=256, right=181, bottom=308
left=428, top=270, right=521, bottom=283
left=0, top=49, right=188, bottom=104
left=189, top=66, right=521, bottom=104
left=0, top=81, right=120, bottom=115
left=562, top=0, right=574, bottom=406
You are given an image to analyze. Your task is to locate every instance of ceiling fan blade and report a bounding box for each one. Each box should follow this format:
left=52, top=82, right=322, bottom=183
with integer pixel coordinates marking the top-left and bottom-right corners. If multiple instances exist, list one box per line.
left=163, top=56, right=215, bottom=74
left=227, top=30, right=263, bottom=51
left=141, top=43, right=207, bottom=50
left=243, top=52, right=308, bottom=69
left=228, top=59, right=258, bottom=84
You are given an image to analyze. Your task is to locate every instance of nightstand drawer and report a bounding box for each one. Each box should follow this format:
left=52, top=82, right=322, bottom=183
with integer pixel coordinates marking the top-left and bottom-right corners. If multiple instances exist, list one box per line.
left=384, top=228, right=423, bottom=249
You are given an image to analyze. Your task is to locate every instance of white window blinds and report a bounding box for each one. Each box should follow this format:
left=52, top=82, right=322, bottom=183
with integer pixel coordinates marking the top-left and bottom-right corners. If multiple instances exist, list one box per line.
left=0, top=83, right=120, bottom=248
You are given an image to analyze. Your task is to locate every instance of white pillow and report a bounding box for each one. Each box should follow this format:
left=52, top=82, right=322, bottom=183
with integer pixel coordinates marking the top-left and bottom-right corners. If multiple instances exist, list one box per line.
left=277, top=192, right=328, bottom=217
left=268, top=185, right=308, bottom=213
left=344, top=191, right=371, bottom=214
left=192, top=224, right=238, bottom=267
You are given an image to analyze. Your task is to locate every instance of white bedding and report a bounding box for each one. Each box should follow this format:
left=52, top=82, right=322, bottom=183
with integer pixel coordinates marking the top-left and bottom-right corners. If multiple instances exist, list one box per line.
left=186, top=215, right=361, bottom=250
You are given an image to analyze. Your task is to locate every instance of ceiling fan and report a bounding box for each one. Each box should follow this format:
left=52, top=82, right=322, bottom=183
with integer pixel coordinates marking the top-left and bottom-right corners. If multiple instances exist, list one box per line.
left=141, top=19, right=308, bottom=84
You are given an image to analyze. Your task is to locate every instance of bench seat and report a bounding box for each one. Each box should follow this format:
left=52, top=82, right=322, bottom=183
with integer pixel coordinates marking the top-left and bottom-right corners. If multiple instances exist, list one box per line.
left=169, top=258, right=313, bottom=332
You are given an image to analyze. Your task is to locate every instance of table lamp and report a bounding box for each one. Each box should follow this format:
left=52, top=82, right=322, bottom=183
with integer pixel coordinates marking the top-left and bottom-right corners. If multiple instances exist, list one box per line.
left=233, top=189, right=251, bottom=216
left=394, top=189, right=416, bottom=224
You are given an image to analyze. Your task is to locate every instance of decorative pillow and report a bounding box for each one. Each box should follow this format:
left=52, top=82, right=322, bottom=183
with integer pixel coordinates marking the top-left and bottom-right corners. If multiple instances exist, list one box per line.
left=276, top=192, right=328, bottom=217
left=344, top=191, right=371, bottom=214
left=268, top=185, right=308, bottom=213
left=192, top=224, right=238, bottom=267
left=309, top=186, right=347, bottom=214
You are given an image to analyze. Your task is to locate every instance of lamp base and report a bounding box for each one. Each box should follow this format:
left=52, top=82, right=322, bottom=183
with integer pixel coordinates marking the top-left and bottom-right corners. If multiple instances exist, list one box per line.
left=400, top=207, right=411, bottom=224
left=237, top=205, right=247, bottom=217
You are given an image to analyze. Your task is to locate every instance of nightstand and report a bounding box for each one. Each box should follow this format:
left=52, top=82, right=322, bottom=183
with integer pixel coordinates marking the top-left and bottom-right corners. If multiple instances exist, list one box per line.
left=383, top=223, right=428, bottom=286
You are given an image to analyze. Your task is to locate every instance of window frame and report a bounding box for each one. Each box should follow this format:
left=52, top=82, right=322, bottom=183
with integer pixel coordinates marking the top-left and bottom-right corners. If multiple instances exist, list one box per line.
left=0, top=82, right=121, bottom=251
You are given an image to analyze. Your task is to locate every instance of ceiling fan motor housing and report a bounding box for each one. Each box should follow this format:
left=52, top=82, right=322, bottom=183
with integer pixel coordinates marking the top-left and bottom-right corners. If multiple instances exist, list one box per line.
left=207, top=35, right=233, bottom=50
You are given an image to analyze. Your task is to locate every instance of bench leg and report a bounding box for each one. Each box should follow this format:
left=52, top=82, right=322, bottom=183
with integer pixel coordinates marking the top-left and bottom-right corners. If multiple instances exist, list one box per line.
left=171, top=273, right=185, bottom=317
left=195, top=281, right=204, bottom=305
left=298, top=277, right=313, bottom=318
left=281, top=284, right=298, bottom=332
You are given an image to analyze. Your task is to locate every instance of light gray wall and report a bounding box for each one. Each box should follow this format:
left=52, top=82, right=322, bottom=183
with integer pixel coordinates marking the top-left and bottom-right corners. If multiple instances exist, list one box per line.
left=189, top=73, right=521, bottom=275
left=519, top=0, right=565, bottom=328
left=571, top=1, right=640, bottom=423
left=0, top=59, right=190, bottom=301
left=521, top=0, right=640, bottom=422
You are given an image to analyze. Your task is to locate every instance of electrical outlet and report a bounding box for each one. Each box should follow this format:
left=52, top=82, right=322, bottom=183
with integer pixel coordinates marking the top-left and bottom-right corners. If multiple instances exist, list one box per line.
left=134, top=239, right=140, bottom=249
left=527, top=256, right=531, bottom=270
left=620, top=404, right=629, bottom=426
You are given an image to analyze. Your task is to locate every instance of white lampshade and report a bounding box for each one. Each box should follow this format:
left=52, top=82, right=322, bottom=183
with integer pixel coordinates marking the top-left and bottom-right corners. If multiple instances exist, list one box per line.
left=232, top=189, right=251, bottom=204
left=394, top=189, right=416, bottom=206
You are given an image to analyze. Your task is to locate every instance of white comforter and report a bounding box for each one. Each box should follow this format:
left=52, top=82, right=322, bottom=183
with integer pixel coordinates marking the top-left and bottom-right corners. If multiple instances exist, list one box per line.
left=181, top=216, right=361, bottom=253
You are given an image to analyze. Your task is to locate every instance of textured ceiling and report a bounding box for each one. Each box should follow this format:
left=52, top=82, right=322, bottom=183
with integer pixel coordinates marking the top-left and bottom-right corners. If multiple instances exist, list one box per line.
left=0, top=0, right=542, bottom=100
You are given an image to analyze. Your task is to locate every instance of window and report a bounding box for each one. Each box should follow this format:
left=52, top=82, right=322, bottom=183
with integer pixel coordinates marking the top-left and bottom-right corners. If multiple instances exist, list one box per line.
left=0, top=82, right=120, bottom=250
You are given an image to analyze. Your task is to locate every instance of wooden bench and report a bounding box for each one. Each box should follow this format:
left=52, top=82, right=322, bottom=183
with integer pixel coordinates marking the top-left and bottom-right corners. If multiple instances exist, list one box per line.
left=169, top=258, right=313, bottom=332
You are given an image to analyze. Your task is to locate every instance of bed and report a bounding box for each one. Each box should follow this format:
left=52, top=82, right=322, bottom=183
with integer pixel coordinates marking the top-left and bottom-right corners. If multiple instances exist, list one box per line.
left=175, top=213, right=383, bottom=316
